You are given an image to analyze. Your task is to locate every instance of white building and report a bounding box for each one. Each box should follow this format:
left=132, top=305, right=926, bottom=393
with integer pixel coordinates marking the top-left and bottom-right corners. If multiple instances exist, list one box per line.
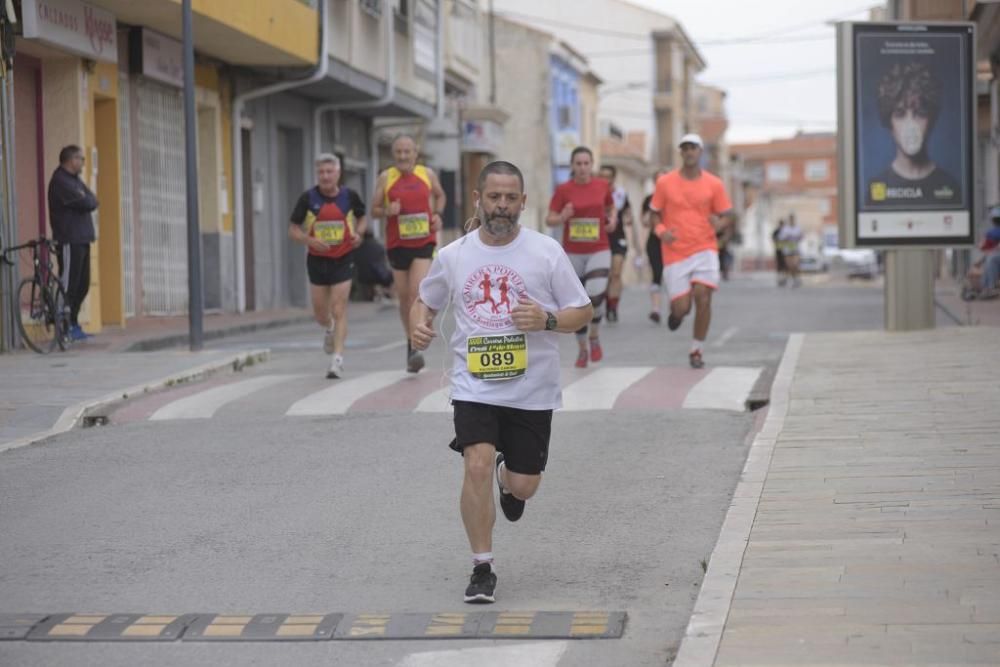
left=486, top=0, right=705, bottom=166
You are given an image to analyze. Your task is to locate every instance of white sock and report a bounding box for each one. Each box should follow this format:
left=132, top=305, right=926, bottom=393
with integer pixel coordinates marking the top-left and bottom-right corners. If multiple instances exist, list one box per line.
left=497, top=461, right=510, bottom=494
left=473, top=552, right=494, bottom=567
left=690, top=339, right=704, bottom=354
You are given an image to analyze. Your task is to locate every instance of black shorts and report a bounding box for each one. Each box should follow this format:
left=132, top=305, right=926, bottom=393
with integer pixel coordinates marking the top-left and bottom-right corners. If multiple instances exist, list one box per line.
left=387, top=244, right=435, bottom=271
left=646, top=234, right=663, bottom=285
left=610, top=236, right=628, bottom=257
left=449, top=400, right=552, bottom=475
left=307, top=253, right=354, bottom=286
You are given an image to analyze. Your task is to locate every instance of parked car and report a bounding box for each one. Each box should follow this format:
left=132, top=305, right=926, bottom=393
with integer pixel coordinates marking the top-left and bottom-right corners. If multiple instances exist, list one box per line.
left=825, top=248, right=879, bottom=279
left=799, top=250, right=830, bottom=273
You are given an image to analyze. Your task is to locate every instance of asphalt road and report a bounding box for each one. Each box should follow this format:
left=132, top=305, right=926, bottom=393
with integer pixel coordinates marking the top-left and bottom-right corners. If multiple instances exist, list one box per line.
left=0, top=273, right=894, bottom=666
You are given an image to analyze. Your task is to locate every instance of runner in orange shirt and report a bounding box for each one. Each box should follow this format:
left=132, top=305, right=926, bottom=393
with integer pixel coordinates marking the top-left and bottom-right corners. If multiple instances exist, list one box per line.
left=649, top=134, right=735, bottom=368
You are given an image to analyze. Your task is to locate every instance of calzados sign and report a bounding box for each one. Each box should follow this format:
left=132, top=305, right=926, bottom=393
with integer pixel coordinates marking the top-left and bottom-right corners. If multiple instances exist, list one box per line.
left=22, top=0, right=118, bottom=63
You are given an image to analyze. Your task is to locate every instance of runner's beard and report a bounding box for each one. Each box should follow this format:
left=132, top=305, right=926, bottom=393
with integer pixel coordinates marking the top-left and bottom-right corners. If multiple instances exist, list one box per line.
left=480, top=209, right=519, bottom=239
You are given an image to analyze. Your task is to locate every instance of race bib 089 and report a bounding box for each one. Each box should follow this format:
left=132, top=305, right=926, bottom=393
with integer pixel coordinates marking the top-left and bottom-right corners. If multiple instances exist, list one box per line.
left=467, top=333, right=527, bottom=380
left=399, top=213, right=431, bottom=239
left=314, top=221, right=345, bottom=244
left=569, top=218, right=600, bottom=242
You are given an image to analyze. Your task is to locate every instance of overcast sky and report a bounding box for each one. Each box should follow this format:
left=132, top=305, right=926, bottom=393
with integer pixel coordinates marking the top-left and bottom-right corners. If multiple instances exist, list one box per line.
left=628, top=0, right=881, bottom=144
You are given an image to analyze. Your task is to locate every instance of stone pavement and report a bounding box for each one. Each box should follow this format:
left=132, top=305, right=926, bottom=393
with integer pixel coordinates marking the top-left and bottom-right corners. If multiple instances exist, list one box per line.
left=676, top=326, right=1000, bottom=666
left=0, top=348, right=269, bottom=451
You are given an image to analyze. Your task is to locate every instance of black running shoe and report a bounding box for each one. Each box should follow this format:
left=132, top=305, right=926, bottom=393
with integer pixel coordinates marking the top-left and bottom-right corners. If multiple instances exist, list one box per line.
left=649, top=311, right=661, bottom=324
left=464, top=562, right=497, bottom=603
left=667, top=313, right=682, bottom=331
left=606, top=308, right=618, bottom=323
left=407, top=349, right=425, bottom=373
left=496, top=452, right=525, bottom=522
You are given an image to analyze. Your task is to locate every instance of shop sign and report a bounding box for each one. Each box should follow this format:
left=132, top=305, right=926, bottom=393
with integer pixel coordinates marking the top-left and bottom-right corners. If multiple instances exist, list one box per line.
left=461, top=120, right=504, bottom=154
left=130, top=28, right=183, bottom=88
left=22, top=0, right=118, bottom=63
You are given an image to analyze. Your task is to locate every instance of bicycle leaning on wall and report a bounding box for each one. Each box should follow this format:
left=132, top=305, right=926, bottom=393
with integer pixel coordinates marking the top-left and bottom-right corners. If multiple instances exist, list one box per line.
left=1, top=238, right=73, bottom=353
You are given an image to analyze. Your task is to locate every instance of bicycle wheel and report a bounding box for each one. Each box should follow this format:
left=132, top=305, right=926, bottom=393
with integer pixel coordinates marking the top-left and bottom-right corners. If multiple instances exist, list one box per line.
left=47, top=277, right=73, bottom=351
left=15, top=277, right=59, bottom=353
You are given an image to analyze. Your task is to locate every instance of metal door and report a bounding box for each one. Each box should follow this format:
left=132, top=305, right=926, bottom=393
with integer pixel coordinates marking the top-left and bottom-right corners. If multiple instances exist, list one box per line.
left=136, top=79, right=187, bottom=315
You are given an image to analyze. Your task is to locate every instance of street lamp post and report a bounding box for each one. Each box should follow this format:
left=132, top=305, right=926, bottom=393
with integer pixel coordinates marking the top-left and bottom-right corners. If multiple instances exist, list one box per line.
left=183, top=0, right=203, bottom=351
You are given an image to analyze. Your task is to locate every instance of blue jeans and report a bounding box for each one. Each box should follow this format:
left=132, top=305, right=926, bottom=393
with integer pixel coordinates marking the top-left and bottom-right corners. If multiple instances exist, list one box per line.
left=983, top=254, right=1000, bottom=290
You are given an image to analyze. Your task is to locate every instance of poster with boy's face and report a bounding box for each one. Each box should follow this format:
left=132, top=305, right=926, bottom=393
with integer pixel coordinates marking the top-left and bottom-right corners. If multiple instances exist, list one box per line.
left=853, top=23, right=973, bottom=245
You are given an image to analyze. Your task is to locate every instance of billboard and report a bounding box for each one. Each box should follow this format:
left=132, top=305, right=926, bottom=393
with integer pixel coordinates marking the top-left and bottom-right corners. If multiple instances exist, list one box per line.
left=837, top=22, right=975, bottom=247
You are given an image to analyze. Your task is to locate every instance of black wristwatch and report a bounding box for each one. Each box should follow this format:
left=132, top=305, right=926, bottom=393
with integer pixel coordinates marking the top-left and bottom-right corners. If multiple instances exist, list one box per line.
left=544, top=311, right=558, bottom=331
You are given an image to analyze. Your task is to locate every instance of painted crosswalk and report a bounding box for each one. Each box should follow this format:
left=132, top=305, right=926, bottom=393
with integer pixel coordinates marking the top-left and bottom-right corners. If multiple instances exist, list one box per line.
left=126, top=365, right=764, bottom=423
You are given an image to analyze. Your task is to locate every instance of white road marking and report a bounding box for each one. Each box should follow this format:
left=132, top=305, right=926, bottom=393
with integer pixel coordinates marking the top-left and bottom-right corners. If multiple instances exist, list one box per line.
left=284, top=370, right=405, bottom=416
left=560, top=366, right=655, bottom=411
left=398, top=641, right=568, bottom=667
left=150, top=374, right=300, bottom=421
left=711, top=326, right=739, bottom=348
left=414, top=386, right=452, bottom=413
left=366, top=339, right=409, bottom=353
left=682, top=366, right=762, bottom=411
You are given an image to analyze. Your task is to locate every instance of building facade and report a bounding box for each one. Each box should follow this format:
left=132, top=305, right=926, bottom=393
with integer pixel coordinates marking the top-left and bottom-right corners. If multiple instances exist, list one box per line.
left=8, top=0, right=320, bottom=333
left=730, top=132, right=838, bottom=268
left=489, top=0, right=703, bottom=167
left=491, top=16, right=600, bottom=233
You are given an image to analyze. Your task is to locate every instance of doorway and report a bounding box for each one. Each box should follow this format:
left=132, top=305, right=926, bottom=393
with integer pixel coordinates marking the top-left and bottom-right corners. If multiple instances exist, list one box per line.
left=277, top=126, right=306, bottom=308
left=241, top=128, right=256, bottom=311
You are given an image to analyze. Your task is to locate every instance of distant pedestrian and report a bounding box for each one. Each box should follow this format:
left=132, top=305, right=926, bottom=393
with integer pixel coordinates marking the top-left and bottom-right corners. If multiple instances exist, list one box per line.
left=649, top=134, right=735, bottom=369
left=776, top=214, right=804, bottom=288
left=641, top=169, right=668, bottom=323
left=598, top=164, right=632, bottom=322
left=773, top=219, right=787, bottom=286
left=370, top=134, right=447, bottom=374
left=288, top=153, right=367, bottom=379
left=546, top=146, right=615, bottom=368
left=48, top=145, right=98, bottom=341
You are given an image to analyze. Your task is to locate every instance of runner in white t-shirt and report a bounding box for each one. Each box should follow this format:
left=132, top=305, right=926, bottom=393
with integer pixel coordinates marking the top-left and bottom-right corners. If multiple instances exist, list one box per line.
left=411, top=161, right=593, bottom=604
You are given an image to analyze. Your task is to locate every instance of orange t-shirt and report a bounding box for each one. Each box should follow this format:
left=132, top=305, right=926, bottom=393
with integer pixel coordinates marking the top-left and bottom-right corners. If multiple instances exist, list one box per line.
left=649, top=170, right=732, bottom=265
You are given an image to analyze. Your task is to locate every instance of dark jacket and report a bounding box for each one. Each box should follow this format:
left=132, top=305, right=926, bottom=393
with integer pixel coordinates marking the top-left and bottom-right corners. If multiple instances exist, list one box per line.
left=48, top=166, right=98, bottom=244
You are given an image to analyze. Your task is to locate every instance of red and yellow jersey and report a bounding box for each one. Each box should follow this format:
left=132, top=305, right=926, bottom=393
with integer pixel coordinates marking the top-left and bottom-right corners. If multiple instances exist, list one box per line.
left=548, top=178, right=614, bottom=254
left=289, top=187, right=365, bottom=259
left=384, top=165, right=435, bottom=250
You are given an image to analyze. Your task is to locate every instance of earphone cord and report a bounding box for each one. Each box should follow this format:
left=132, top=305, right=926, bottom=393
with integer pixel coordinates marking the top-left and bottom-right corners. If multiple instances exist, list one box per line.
left=431, top=215, right=481, bottom=409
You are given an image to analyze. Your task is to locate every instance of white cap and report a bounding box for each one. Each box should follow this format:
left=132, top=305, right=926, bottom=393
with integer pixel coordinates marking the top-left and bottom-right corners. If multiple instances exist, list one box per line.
left=678, top=133, right=703, bottom=148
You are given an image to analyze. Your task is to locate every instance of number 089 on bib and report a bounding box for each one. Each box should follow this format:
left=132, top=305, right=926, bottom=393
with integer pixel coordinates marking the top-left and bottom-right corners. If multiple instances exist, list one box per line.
left=467, top=334, right=528, bottom=380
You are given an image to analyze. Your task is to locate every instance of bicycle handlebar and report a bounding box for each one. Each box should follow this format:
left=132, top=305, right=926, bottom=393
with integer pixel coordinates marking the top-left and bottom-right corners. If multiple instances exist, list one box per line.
left=0, top=237, right=57, bottom=265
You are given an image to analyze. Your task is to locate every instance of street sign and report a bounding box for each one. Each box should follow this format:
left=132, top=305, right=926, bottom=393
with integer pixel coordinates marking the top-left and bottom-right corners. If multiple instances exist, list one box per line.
left=837, top=22, right=976, bottom=248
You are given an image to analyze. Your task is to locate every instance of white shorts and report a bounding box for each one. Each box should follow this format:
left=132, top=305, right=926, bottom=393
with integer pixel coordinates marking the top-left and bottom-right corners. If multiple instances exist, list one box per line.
left=664, top=250, right=720, bottom=301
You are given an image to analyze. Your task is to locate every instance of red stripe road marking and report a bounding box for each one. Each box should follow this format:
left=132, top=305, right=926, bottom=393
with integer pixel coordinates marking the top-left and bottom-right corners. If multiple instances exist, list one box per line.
left=348, top=372, right=449, bottom=412
left=612, top=367, right=708, bottom=410
left=112, top=375, right=236, bottom=424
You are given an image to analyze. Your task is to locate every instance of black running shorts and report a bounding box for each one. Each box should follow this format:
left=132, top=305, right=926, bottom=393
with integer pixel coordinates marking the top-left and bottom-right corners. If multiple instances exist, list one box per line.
left=450, top=400, right=553, bottom=475
left=307, top=253, right=354, bottom=286
left=387, top=244, right=435, bottom=271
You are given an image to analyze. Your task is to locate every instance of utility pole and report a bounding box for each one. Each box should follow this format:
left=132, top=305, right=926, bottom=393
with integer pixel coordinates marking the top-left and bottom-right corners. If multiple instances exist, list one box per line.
left=182, top=0, right=204, bottom=350
left=488, top=0, right=496, bottom=105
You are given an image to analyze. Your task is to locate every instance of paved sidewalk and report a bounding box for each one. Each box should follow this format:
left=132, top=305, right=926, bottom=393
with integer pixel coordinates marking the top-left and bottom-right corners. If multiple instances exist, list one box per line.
left=677, top=326, right=1000, bottom=666
left=935, top=277, right=1000, bottom=328
left=0, top=348, right=268, bottom=452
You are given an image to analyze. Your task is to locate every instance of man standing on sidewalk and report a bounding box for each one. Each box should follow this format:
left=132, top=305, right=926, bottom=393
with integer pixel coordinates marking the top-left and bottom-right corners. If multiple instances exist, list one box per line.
left=410, top=161, right=592, bottom=603
left=48, top=145, right=98, bottom=341
left=650, top=134, right=735, bottom=368
left=288, top=153, right=367, bottom=379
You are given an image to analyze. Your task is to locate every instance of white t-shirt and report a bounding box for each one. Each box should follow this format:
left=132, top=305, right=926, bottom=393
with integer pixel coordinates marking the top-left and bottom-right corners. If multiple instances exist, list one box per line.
left=419, top=227, right=591, bottom=410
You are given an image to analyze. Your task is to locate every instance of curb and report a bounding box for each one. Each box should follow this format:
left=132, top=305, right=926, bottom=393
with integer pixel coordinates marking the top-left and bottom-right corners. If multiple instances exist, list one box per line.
left=0, top=349, right=270, bottom=455
left=122, top=317, right=315, bottom=352
left=672, top=333, right=804, bottom=667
